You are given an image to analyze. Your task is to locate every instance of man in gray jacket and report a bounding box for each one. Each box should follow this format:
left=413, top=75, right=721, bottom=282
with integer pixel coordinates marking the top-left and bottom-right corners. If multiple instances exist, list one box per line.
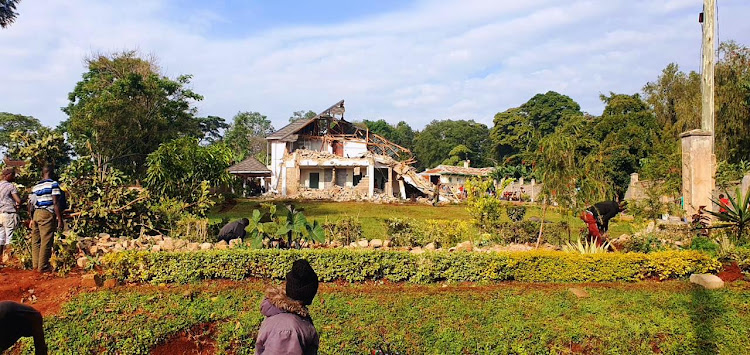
left=256, top=259, right=319, bottom=355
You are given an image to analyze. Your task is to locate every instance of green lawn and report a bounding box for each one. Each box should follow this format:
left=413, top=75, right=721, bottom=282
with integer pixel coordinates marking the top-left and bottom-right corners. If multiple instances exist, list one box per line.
left=15, top=280, right=750, bottom=354
left=210, top=199, right=638, bottom=241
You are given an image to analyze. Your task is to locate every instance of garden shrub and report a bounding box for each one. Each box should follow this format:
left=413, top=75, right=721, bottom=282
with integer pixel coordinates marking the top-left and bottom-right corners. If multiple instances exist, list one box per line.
left=690, top=236, right=719, bottom=255
left=619, top=234, right=669, bottom=253
left=506, top=206, right=526, bottom=222
left=324, top=216, right=363, bottom=245
left=490, top=221, right=571, bottom=245
left=173, top=217, right=215, bottom=243
left=725, top=247, right=750, bottom=273
left=102, top=249, right=720, bottom=284
left=419, top=219, right=474, bottom=248
left=385, top=218, right=420, bottom=247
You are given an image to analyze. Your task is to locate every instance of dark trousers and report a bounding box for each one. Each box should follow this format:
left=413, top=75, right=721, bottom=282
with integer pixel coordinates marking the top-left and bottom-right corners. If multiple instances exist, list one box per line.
left=30, top=209, right=56, bottom=272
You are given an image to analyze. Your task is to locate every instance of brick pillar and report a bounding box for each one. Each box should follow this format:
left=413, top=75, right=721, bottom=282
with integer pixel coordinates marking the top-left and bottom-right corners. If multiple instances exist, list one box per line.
left=681, top=130, right=715, bottom=216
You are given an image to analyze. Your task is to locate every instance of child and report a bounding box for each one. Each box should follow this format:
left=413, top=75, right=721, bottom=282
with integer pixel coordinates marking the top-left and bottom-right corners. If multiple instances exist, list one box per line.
left=256, top=259, right=319, bottom=354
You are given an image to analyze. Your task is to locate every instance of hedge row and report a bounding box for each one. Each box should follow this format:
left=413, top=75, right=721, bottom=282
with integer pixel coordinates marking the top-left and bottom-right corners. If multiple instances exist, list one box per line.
left=101, top=249, right=721, bottom=284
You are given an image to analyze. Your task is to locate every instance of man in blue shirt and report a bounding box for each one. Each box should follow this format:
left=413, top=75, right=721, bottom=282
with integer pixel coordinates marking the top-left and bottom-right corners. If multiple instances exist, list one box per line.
left=28, top=165, right=64, bottom=273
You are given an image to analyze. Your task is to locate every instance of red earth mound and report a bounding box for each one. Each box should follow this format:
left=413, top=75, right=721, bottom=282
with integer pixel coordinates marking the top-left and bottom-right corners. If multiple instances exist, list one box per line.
left=0, top=267, right=83, bottom=316
left=717, top=262, right=744, bottom=282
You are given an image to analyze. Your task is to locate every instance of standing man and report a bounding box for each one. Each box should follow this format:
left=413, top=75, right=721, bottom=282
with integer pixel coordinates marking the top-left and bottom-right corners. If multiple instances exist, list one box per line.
left=28, top=165, right=63, bottom=273
left=0, top=168, right=21, bottom=263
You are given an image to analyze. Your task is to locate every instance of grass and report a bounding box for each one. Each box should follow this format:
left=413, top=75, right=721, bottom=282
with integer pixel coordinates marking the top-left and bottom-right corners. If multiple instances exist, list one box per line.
left=14, top=280, right=750, bottom=354
left=209, top=199, right=637, bottom=241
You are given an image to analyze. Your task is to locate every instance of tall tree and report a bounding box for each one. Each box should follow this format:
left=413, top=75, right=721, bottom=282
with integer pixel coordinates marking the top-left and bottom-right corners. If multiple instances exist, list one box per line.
left=289, top=110, right=317, bottom=123
left=0, top=0, right=20, bottom=28
left=642, top=63, right=701, bottom=138
left=593, top=93, right=658, bottom=196
left=0, top=112, right=43, bottom=155
left=362, top=119, right=415, bottom=152
left=196, top=115, right=229, bottom=144
left=224, top=111, right=274, bottom=162
left=62, top=51, right=203, bottom=177
left=413, top=119, right=491, bottom=169
left=715, top=41, right=750, bottom=163
left=491, top=91, right=582, bottom=164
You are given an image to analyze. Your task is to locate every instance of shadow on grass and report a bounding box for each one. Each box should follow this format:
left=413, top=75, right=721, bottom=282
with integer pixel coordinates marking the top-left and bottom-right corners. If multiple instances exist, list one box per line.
left=690, top=285, right=726, bottom=355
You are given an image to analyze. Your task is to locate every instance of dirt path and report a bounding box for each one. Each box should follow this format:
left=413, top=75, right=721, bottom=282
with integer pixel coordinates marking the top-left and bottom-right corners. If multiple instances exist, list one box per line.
left=0, top=267, right=84, bottom=316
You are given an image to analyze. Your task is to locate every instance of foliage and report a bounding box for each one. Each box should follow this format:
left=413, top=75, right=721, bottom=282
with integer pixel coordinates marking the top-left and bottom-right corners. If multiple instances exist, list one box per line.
left=716, top=160, right=750, bottom=189
left=223, top=111, right=274, bottom=162
left=49, top=231, right=80, bottom=275
left=246, top=204, right=325, bottom=249
left=638, top=138, right=682, bottom=197
left=413, top=119, right=491, bottom=169
left=724, top=247, right=750, bottom=273
left=61, top=158, right=170, bottom=238
left=618, top=234, right=668, bottom=254
left=562, top=238, right=613, bottom=254
left=196, top=115, right=229, bottom=144
left=0, top=112, right=43, bottom=155
left=361, top=119, right=415, bottom=155
left=464, top=178, right=504, bottom=232
left=0, top=0, right=20, bottom=28
left=145, top=137, right=231, bottom=214
left=173, top=217, right=213, bottom=243
left=418, top=219, right=474, bottom=248
left=627, top=184, right=669, bottom=221
left=323, top=216, right=362, bottom=245
left=705, top=186, right=750, bottom=242
left=506, top=206, right=526, bottom=222
left=289, top=110, right=317, bottom=123
left=14, top=281, right=750, bottom=355
left=491, top=221, right=571, bottom=245
left=384, top=217, right=420, bottom=247
left=6, top=128, right=72, bottom=187
left=102, top=249, right=720, bottom=284
left=690, top=236, right=719, bottom=255
left=491, top=91, right=582, bottom=164
left=442, top=144, right=472, bottom=166
left=490, top=163, right=535, bottom=181
left=715, top=41, right=750, bottom=163
left=61, top=51, right=204, bottom=177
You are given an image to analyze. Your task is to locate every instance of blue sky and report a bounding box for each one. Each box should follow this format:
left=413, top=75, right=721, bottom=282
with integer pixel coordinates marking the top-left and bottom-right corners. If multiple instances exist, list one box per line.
left=1, top=0, right=749, bottom=131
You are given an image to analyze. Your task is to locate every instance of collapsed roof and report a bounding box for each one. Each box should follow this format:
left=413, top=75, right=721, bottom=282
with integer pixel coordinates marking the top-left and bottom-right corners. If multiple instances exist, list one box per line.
left=267, top=100, right=412, bottom=161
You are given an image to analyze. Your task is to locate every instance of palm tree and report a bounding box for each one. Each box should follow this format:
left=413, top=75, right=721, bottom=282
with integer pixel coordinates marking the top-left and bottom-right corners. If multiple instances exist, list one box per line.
left=0, top=0, right=21, bottom=28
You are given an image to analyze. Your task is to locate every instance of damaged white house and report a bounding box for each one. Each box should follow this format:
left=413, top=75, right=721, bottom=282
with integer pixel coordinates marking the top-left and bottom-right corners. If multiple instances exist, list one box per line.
left=266, top=100, right=450, bottom=201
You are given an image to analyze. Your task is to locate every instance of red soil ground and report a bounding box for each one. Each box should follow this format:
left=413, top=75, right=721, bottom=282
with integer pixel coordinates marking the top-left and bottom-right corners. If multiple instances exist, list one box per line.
left=151, top=322, right=217, bottom=355
left=0, top=267, right=83, bottom=316
left=717, top=262, right=744, bottom=282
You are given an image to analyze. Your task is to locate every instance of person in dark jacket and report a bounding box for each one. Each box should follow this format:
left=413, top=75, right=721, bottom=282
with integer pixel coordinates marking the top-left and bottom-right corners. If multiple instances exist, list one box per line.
left=256, top=259, right=319, bottom=355
left=0, top=301, right=47, bottom=354
left=217, top=218, right=249, bottom=242
left=580, top=200, right=627, bottom=246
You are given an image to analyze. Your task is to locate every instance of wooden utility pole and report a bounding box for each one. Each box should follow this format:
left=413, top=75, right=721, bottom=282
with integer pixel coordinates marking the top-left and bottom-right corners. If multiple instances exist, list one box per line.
left=701, top=0, right=716, bottom=145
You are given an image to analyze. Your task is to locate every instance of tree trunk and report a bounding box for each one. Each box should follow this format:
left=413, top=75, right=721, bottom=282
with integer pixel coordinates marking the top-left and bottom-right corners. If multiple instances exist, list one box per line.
left=536, top=199, right=548, bottom=248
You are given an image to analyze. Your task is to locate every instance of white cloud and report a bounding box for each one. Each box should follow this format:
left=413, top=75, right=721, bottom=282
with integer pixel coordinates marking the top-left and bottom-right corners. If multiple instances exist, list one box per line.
left=1, top=0, right=749, bottom=130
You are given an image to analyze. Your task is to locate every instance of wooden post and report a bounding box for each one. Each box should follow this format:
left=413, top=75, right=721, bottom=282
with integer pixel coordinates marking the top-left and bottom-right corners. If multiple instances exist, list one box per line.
left=701, top=0, right=716, bottom=140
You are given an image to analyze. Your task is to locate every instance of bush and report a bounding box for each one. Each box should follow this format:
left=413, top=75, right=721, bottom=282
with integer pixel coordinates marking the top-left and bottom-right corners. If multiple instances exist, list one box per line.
left=619, top=234, right=669, bottom=253
left=102, top=249, right=720, bottom=284
left=172, top=217, right=214, bottom=243
left=690, top=236, right=719, bottom=255
left=506, top=206, right=526, bottom=222
left=726, top=247, right=750, bottom=273
left=490, top=221, right=572, bottom=245
left=419, top=219, right=474, bottom=248
left=324, top=216, right=363, bottom=245
left=385, top=218, right=420, bottom=247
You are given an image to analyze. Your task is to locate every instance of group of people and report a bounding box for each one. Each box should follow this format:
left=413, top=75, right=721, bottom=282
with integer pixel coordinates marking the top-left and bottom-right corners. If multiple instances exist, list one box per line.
left=0, top=165, right=65, bottom=272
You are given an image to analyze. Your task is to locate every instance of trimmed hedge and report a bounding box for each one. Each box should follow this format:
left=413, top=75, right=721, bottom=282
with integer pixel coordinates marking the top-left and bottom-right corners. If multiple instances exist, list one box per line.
left=101, top=249, right=721, bottom=284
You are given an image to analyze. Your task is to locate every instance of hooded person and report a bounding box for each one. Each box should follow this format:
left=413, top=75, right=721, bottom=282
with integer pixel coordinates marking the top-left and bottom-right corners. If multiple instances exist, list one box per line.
left=256, top=259, right=319, bottom=355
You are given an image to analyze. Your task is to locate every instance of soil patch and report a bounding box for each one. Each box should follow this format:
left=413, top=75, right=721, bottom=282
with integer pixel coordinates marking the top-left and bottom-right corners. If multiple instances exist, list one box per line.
left=0, top=267, right=84, bottom=316
left=151, top=322, right=217, bottom=355
left=717, top=262, right=744, bottom=282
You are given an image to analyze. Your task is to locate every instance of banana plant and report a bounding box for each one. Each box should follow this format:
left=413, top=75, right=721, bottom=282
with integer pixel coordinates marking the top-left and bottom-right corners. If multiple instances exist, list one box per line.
left=706, top=187, right=750, bottom=242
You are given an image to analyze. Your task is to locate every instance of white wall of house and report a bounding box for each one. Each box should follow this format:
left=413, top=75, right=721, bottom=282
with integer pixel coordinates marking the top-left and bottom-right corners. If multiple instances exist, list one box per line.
left=439, top=175, right=468, bottom=185
left=343, top=141, right=367, bottom=158
left=269, top=141, right=287, bottom=191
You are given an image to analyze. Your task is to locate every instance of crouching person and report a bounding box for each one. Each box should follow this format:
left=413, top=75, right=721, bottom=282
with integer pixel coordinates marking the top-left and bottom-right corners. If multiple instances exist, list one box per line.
left=256, top=259, right=319, bottom=355
left=0, top=301, right=47, bottom=355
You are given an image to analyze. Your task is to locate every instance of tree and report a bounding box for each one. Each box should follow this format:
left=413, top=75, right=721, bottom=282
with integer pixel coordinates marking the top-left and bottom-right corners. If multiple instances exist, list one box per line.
left=0, top=112, right=43, bottom=155
left=224, top=111, right=274, bottom=162
left=443, top=145, right=472, bottom=166
left=593, top=93, right=658, bottom=196
left=362, top=119, right=416, bottom=152
left=413, top=120, right=491, bottom=170
left=491, top=91, right=582, bottom=164
left=145, top=137, right=233, bottom=215
left=0, top=0, right=20, bottom=28
left=61, top=51, right=204, bottom=178
left=196, top=115, right=229, bottom=144
left=715, top=41, right=750, bottom=163
left=289, top=110, right=317, bottom=123
left=7, top=127, right=72, bottom=187
left=643, top=63, right=701, bottom=138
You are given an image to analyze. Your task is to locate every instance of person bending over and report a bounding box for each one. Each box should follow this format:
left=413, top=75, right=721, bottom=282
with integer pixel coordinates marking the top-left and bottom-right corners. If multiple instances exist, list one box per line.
left=0, top=301, right=47, bottom=355
left=580, top=200, right=627, bottom=246
left=217, top=218, right=249, bottom=242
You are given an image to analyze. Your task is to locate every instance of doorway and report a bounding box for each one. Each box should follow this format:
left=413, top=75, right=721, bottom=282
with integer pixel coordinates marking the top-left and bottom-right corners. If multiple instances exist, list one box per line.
left=309, top=172, right=320, bottom=189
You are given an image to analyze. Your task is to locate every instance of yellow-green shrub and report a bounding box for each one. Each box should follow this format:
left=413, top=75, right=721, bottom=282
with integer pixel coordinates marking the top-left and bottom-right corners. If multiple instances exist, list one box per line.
left=102, top=249, right=720, bottom=284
